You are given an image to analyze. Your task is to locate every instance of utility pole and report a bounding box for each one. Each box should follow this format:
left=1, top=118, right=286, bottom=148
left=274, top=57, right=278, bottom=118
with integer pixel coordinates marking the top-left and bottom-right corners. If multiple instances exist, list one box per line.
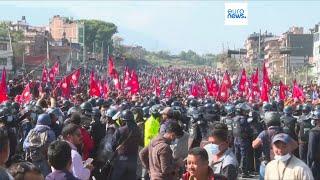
left=46, top=40, right=49, bottom=67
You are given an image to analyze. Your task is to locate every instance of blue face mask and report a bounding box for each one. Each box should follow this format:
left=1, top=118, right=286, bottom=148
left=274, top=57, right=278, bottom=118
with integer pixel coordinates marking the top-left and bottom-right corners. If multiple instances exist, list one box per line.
left=204, top=143, right=220, bottom=156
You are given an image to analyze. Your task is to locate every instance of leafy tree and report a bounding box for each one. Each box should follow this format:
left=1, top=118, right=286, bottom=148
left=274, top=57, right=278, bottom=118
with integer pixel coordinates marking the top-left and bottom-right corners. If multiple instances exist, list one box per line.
left=78, top=19, right=117, bottom=55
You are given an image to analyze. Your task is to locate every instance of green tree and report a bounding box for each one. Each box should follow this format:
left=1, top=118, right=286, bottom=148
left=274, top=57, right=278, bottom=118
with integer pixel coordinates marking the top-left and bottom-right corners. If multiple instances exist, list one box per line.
left=78, top=19, right=117, bottom=55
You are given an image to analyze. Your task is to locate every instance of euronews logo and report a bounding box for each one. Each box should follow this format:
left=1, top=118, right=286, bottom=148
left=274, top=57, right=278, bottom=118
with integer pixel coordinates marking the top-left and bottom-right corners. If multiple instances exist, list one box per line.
left=225, top=2, right=248, bottom=26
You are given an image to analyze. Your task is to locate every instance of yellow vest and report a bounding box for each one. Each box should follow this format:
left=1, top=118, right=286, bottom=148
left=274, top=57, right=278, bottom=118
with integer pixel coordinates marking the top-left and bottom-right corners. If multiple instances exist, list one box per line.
left=144, top=115, right=160, bottom=147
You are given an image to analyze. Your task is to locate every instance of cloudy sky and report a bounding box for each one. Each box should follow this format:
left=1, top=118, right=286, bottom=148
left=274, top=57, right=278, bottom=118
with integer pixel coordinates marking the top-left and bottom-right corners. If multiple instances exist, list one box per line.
left=1, top=1, right=320, bottom=54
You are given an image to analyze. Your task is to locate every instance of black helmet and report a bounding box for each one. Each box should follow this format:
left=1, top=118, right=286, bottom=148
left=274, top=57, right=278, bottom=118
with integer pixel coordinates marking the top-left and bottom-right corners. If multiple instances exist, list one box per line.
left=80, top=102, right=93, bottom=112
left=88, top=98, right=96, bottom=107
left=264, top=112, right=281, bottom=127
left=171, top=101, right=181, bottom=107
left=120, top=110, right=134, bottom=121
left=236, top=103, right=251, bottom=115
left=313, top=110, right=320, bottom=120
left=252, top=103, right=260, bottom=111
left=105, top=108, right=117, bottom=118
left=262, top=103, right=272, bottom=112
left=142, top=106, right=150, bottom=118
left=95, top=98, right=105, bottom=107
left=12, top=102, right=20, bottom=111
left=225, top=104, right=235, bottom=116
left=150, top=104, right=162, bottom=116
left=67, top=106, right=80, bottom=117
left=283, top=106, right=293, bottom=115
left=302, top=104, right=312, bottom=114
left=203, top=99, right=214, bottom=105
left=314, top=105, right=320, bottom=111
left=204, top=103, right=213, bottom=113
left=296, top=104, right=303, bottom=112
left=119, top=101, right=131, bottom=111
left=92, top=107, right=101, bottom=117
left=151, top=96, right=160, bottom=104
left=62, top=100, right=72, bottom=108
left=189, top=99, right=198, bottom=107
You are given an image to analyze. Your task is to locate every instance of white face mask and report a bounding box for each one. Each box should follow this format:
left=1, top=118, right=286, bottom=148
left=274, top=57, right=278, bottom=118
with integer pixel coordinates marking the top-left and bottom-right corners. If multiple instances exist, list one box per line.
left=204, top=143, right=220, bottom=156
left=274, top=153, right=291, bottom=162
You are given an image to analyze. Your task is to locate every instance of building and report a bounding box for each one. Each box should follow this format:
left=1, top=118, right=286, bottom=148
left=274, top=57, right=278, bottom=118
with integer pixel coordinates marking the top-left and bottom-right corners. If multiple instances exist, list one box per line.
left=279, top=27, right=313, bottom=83
left=311, top=23, right=320, bottom=83
left=245, top=31, right=274, bottom=65
left=49, top=15, right=84, bottom=44
left=263, top=36, right=282, bottom=79
left=0, top=36, right=13, bottom=73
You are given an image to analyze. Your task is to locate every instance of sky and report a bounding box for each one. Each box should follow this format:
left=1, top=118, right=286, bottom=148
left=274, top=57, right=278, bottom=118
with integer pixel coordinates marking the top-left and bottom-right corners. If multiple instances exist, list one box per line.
left=1, top=1, right=320, bottom=55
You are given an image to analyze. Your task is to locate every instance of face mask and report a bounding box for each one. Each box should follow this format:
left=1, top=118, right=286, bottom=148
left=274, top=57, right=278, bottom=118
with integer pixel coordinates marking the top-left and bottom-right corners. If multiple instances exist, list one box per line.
left=204, top=143, right=220, bottom=156
left=311, top=120, right=315, bottom=126
left=247, top=117, right=253, bottom=123
left=171, top=138, right=179, bottom=145
left=274, top=153, right=291, bottom=162
left=31, top=113, right=37, bottom=120
left=7, top=115, right=13, bottom=122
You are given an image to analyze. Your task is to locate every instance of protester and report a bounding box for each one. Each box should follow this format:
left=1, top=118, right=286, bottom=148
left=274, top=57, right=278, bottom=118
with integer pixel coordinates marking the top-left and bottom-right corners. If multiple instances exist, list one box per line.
left=265, top=133, right=314, bottom=180
left=206, top=123, right=238, bottom=180
left=139, top=121, right=184, bottom=180
left=9, top=162, right=44, bottom=180
left=307, top=110, right=320, bottom=179
left=61, top=124, right=93, bottom=180
left=46, top=140, right=79, bottom=180
left=183, top=147, right=226, bottom=180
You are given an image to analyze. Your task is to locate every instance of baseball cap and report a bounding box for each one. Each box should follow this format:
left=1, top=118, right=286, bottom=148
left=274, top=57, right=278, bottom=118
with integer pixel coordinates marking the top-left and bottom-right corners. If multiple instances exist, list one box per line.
left=272, top=133, right=290, bottom=144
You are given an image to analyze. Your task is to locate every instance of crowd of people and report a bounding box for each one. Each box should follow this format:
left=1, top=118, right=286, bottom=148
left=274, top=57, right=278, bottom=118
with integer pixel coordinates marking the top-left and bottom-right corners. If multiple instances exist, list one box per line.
left=0, top=64, right=319, bottom=180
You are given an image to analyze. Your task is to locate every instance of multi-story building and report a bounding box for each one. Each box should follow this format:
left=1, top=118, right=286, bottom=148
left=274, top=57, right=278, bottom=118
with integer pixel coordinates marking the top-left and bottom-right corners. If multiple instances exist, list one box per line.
left=245, top=31, right=274, bottom=66
left=312, top=23, right=320, bottom=83
left=0, top=36, right=13, bottom=73
left=49, top=15, right=84, bottom=44
left=278, top=27, right=313, bottom=83
left=263, top=36, right=282, bottom=78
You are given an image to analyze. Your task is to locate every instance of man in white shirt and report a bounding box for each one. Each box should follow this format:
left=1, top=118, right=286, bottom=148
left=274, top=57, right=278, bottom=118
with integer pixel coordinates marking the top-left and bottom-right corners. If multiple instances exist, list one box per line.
left=62, top=123, right=93, bottom=180
left=265, top=133, right=314, bottom=180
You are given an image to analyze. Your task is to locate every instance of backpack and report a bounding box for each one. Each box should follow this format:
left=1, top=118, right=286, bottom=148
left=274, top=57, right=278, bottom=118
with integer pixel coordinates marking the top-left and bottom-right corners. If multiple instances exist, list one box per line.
left=299, top=119, right=313, bottom=142
left=25, top=129, right=49, bottom=162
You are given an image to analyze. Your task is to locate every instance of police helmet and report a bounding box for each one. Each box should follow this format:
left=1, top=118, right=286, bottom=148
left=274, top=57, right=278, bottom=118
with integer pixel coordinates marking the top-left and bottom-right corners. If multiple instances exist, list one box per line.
left=67, top=106, right=80, bottom=117
left=302, top=104, right=312, bottom=114
left=80, top=102, right=93, bottom=113
left=262, top=103, right=272, bottom=112
left=313, top=110, right=320, bottom=120
left=189, top=99, right=198, bottom=107
left=283, top=106, right=293, bottom=115
left=149, top=104, right=162, bottom=116
left=120, top=110, right=134, bottom=121
left=142, top=106, right=150, bottom=117
left=264, top=112, right=281, bottom=127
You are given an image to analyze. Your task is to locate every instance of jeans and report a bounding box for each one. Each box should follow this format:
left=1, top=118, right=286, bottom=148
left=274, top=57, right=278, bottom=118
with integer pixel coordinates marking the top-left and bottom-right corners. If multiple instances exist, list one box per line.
left=111, top=156, right=137, bottom=180
left=259, top=161, right=266, bottom=180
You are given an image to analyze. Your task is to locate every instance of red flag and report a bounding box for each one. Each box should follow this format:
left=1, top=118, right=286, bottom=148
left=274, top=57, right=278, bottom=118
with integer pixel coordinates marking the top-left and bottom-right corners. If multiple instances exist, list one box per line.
left=292, top=80, right=305, bottom=101
left=123, top=66, right=131, bottom=88
left=112, top=69, right=122, bottom=91
left=48, top=62, right=59, bottom=82
left=59, top=77, right=71, bottom=98
left=238, top=69, right=247, bottom=93
left=279, top=81, right=288, bottom=101
left=108, top=56, right=115, bottom=76
left=102, top=81, right=109, bottom=99
left=260, top=83, right=269, bottom=102
left=263, top=62, right=272, bottom=88
left=89, top=70, right=101, bottom=97
left=19, top=83, right=31, bottom=104
left=204, top=77, right=213, bottom=95
left=191, top=84, right=199, bottom=97
left=218, top=72, right=231, bottom=102
left=211, top=78, right=219, bottom=98
left=251, top=68, right=259, bottom=93
left=42, top=66, right=48, bottom=83
left=0, top=67, right=7, bottom=103
left=68, top=68, right=81, bottom=87
left=165, top=82, right=175, bottom=98
left=129, top=69, right=140, bottom=94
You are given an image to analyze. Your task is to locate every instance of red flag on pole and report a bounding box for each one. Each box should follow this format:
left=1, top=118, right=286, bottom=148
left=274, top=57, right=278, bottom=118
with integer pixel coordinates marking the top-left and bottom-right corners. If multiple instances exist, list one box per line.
left=123, top=66, right=131, bottom=88
left=204, top=77, right=213, bottom=95
left=165, top=82, right=174, bottom=98
left=191, top=84, right=199, bottom=97
left=68, top=68, right=81, bottom=87
left=238, top=69, right=247, bottom=93
left=102, top=80, right=109, bottom=99
left=0, top=67, right=7, bottom=103
left=292, top=80, right=305, bottom=101
left=263, top=62, right=272, bottom=88
left=129, top=69, right=140, bottom=95
left=108, top=56, right=115, bottom=76
left=19, top=83, right=31, bottom=104
left=251, top=68, right=259, bottom=93
left=260, top=83, right=269, bottom=102
left=112, top=69, right=121, bottom=91
left=211, top=78, right=219, bottom=98
left=279, top=81, right=288, bottom=101
left=42, top=66, right=48, bottom=83
left=59, top=77, right=71, bottom=98
left=218, top=72, right=231, bottom=102
left=89, top=70, right=101, bottom=97
left=48, top=62, right=59, bottom=82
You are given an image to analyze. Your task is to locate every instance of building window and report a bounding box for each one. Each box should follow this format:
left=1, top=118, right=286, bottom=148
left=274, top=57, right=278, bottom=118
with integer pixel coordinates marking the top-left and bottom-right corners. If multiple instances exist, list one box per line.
left=314, top=33, right=319, bottom=42
left=0, top=58, right=7, bottom=66
left=0, top=43, right=7, bottom=51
